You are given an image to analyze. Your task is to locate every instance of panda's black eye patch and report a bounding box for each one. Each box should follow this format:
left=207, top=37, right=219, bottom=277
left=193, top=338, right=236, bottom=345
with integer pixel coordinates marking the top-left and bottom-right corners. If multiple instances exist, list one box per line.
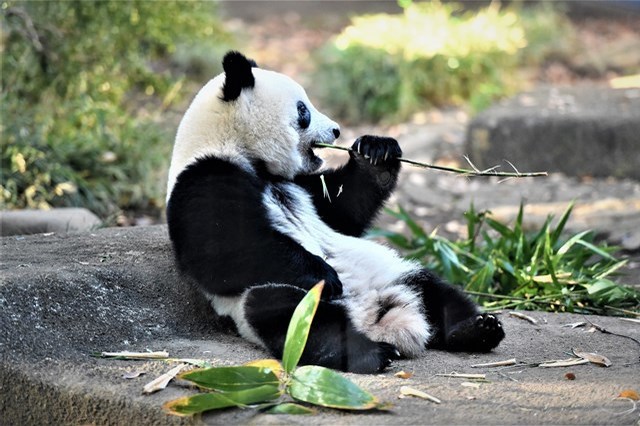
left=297, top=101, right=311, bottom=129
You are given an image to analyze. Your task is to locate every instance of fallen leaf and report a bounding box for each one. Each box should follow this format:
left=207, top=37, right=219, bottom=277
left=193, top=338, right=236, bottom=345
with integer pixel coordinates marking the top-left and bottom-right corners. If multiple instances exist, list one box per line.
left=572, top=349, right=612, bottom=367
left=143, top=364, right=187, bottom=394
left=399, top=386, right=441, bottom=404
left=509, top=312, right=538, bottom=325
left=289, top=365, right=384, bottom=410
left=122, top=370, right=145, bottom=379
left=435, top=372, right=486, bottom=380
left=618, top=390, right=639, bottom=400
left=263, top=402, right=316, bottom=415
left=562, top=321, right=587, bottom=329
left=471, top=358, right=517, bottom=368
left=461, top=382, right=481, bottom=389
left=98, top=350, right=169, bottom=360
left=179, top=365, right=280, bottom=392
left=538, top=358, right=589, bottom=368
left=170, top=358, right=213, bottom=368
left=394, top=371, right=413, bottom=379
left=164, top=384, right=281, bottom=416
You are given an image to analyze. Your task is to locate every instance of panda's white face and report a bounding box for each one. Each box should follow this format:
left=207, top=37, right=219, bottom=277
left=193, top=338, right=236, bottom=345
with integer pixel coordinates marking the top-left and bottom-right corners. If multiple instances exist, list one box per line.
left=248, top=69, right=340, bottom=177
left=167, top=53, right=340, bottom=198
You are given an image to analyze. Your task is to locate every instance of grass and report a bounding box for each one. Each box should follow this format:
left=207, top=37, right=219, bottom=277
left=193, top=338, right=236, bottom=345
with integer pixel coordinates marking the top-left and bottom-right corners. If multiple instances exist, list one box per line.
left=371, top=203, right=639, bottom=316
left=312, top=1, right=575, bottom=122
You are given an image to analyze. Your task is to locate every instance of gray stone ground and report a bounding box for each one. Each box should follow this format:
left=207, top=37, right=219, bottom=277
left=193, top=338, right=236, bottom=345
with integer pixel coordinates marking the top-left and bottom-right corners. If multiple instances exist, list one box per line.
left=1, top=226, right=639, bottom=425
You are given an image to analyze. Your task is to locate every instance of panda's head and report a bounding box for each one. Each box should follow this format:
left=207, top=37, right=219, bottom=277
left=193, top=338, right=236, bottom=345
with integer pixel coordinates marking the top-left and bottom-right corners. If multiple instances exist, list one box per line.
left=167, top=51, right=340, bottom=196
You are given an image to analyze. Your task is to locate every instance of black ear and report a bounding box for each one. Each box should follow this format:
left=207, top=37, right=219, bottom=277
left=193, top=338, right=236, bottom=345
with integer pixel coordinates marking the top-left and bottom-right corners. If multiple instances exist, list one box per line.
left=221, top=51, right=257, bottom=102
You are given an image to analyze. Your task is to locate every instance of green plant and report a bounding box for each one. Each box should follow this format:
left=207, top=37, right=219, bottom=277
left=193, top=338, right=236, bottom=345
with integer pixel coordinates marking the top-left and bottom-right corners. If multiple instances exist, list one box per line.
left=371, top=203, right=639, bottom=316
left=312, top=1, right=574, bottom=122
left=163, top=282, right=387, bottom=416
left=1, top=1, right=231, bottom=217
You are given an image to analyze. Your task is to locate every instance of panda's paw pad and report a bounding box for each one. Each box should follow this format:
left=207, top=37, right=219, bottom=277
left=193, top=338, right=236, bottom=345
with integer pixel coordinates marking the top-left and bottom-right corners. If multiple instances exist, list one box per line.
left=446, top=313, right=505, bottom=352
left=351, top=135, right=402, bottom=165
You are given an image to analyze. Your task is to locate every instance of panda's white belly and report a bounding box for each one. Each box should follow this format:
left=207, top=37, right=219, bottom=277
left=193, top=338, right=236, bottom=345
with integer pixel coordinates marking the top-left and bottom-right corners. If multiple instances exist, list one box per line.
left=263, top=183, right=418, bottom=294
left=263, top=182, right=431, bottom=355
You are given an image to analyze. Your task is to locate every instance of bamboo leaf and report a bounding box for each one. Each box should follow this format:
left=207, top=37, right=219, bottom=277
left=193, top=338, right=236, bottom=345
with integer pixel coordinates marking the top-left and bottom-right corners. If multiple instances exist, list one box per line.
left=551, top=202, right=574, bottom=246
left=282, top=282, right=324, bottom=374
left=289, top=365, right=383, bottom=410
left=367, top=229, right=414, bottom=249
left=264, top=402, right=316, bottom=415
left=163, top=384, right=282, bottom=416
left=574, top=239, right=617, bottom=262
left=244, top=359, right=284, bottom=379
left=179, top=366, right=280, bottom=391
left=557, top=230, right=592, bottom=256
left=484, top=216, right=513, bottom=238
left=397, top=205, right=427, bottom=240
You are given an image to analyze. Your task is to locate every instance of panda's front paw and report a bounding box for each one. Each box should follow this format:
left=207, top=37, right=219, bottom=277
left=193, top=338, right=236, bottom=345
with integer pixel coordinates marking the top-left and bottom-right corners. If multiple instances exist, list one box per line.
left=351, top=135, right=402, bottom=166
left=321, top=270, right=343, bottom=300
left=302, top=254, right=343, bottom=300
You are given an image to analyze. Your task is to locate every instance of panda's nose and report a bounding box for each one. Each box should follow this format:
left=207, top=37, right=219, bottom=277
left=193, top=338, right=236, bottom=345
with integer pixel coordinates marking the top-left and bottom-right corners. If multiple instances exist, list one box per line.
left=333, top=128, right=340, bottom=139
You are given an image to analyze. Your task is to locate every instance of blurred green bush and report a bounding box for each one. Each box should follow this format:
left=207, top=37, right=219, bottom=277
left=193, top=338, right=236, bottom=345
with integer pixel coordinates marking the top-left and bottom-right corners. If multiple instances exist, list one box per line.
left=1, top=1, right=230, bottom=217
left=313, top=1, right=573, bottom=123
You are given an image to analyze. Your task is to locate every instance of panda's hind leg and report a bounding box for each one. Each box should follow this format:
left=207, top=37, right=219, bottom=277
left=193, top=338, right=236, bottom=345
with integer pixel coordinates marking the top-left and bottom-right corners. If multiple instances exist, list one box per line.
left=243, top=284, right=400, bottom=373
left=412, top=270, right=505, bottom=352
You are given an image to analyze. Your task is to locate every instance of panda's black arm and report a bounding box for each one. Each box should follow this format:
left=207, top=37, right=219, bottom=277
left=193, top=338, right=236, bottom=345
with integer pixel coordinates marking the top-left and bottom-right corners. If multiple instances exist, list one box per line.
left=295, top=136, right=401, bottom=237
left=167, top=157, right=343, bottom=299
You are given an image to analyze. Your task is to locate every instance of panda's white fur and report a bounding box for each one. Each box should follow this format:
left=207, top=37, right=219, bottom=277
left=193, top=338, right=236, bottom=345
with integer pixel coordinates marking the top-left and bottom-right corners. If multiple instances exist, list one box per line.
left=167, top=68, right=339, bottom=199
left=262, top=182, right=431, bottom=356
left=166, top=52, right=504, bottom=373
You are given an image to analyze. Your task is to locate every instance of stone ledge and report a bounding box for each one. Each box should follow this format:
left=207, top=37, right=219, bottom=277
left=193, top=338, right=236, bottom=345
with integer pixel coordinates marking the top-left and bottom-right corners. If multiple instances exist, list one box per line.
left=1, top=226, right=639, bottom=424
left=466, top=86, right=640, bottom=180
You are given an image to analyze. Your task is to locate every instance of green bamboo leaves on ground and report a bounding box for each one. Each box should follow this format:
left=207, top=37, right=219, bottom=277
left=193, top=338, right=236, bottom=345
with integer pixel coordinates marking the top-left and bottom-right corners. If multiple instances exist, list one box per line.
left=282, top=281, right=323, bottom=373
left=163, top=282, right=385, bottom=416
left=289, top=365, right=382, bottom=410
left=372, top=203, right=639, bottom=316
left=179, top=366, right=280, bottom=392
left=164, top=385, right=282, bottom=416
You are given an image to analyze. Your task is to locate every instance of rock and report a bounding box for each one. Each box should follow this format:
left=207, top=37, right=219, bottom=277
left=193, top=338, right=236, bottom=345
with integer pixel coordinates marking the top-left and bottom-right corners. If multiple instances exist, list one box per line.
left=2, top=225, right=640, bottom=424
left=466, top=86, right=640, bottom=180
left=0, top=208, right=102, bottom=237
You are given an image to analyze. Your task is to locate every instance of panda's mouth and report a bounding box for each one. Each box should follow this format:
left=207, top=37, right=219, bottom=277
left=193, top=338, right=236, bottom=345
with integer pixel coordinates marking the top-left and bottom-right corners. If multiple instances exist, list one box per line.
left=307, top=146, right=322, bottom=170
left=302, top=143, right=324, bottom=172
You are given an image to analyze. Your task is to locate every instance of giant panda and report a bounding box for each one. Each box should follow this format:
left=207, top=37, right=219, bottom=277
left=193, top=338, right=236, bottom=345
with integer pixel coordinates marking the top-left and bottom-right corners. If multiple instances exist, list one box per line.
left=166, top=51, right=505, bottom=373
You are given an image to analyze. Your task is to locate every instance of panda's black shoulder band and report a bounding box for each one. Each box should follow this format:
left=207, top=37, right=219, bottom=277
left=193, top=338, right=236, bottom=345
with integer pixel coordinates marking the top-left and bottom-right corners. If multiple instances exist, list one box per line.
left=221, top=51, right=257, bottom=102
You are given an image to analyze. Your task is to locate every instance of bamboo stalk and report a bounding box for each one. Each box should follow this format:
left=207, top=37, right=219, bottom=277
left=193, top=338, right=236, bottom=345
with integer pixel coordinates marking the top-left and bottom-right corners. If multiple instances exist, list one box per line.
left=313, top=143, right=548, bottom=178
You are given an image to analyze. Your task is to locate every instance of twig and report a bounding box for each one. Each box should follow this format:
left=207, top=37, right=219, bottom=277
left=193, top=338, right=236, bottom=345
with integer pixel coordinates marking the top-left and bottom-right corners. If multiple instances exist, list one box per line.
left=435, top=372, right=486, bottom=379
left=471, top=358, right=517, bottom=368
left=508, top=311, right=538, bottom=325
left=313, top=143, right=548, bottom=178
left=583, top=318, right=640, bottom=347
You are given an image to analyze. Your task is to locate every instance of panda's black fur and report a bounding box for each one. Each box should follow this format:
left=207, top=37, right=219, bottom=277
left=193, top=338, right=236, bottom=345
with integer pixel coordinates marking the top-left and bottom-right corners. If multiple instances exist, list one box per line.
left=166, top=51, right=505, bottom=373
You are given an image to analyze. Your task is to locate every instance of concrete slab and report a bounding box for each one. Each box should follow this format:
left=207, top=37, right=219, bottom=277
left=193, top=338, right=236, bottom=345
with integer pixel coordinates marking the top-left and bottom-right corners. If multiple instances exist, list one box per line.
left=466, top=86, right=640, bottom=180
left=1, top=226, right=639, bottom=424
